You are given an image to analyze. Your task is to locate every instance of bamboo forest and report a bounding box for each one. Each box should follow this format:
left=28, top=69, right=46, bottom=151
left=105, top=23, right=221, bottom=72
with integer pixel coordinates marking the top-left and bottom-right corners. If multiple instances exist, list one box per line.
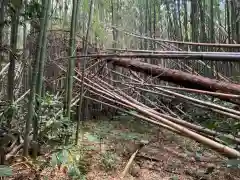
left=0, top=0, right=240, bottom=179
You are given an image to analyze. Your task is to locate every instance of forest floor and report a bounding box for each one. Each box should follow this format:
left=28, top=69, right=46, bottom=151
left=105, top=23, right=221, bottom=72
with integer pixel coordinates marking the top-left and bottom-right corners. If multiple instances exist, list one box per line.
left=7, top=115, right=240, bottom=180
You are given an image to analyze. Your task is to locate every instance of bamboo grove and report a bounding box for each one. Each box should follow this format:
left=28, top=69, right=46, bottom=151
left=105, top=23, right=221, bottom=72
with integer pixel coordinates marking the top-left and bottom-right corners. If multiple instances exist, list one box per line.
left=0, top=0, right=240, bottom=174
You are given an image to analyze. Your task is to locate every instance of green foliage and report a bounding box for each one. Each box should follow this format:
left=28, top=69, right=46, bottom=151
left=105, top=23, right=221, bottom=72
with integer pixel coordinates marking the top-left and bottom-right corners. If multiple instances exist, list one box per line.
left=68, top=164, right=85, bottom=180
left=37, top=93, right=73, bottom=144
left=0, top=165, right=13, bottom=177
left=92, top=121, right=114, bottom=138
left=100, top=151, right=118, bottom=171
left=50, top=146, right=88, bottom=179
left=0, top=103, right=17, bottom=126
left=24, top=0, right=42, bottom=19
left=189, top=101, right=240, bottom=137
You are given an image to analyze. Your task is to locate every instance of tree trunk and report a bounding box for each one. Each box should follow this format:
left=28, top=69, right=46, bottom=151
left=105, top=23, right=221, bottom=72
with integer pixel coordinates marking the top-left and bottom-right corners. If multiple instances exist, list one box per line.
left=107, top=58, right=240, bottom=94
left=23, top=0, right=51, bottom=157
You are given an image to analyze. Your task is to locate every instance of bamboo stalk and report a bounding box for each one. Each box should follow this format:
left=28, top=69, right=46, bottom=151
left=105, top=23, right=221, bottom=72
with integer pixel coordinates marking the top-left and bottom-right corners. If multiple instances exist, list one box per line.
left=55, top=58, right=240, bottom=158
left=120, top=149, right=139, bottom=179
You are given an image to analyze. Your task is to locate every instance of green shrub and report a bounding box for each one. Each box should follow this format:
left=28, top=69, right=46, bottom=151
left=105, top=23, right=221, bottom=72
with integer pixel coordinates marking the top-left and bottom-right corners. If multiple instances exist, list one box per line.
left=100, top=151, right=118, bottom=171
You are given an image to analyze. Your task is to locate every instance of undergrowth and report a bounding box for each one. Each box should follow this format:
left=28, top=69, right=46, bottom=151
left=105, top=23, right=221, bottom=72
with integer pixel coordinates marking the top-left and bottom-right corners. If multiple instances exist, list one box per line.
left=100, top=151, right=118, bottom=171
left=49, top=146, right=90, bottom=179
left=2, top=92, right=240, bottom=179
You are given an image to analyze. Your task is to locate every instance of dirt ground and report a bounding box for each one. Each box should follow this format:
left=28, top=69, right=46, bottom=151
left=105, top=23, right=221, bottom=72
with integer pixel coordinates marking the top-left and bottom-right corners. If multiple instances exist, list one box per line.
left=6, top=118, right=240, bottom=180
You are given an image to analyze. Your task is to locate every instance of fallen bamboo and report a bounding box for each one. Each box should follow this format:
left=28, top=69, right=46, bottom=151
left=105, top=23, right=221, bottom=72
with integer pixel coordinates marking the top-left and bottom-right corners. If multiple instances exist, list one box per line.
left=89, top=77, right=240, bottom=157
left=107, top=28, right=231, bottom=81
left=106, top=58, right=240, bottom=94
left=152, top=111, right=240, bottom=144
left=110, top=26, right=240, bottom=48
left=110, top=66, right=238, bottom=105
left=120, top=82, right=240, bottom=99
left=113, top=80, right=240, bottom=116
left=120, top=149, right=139, bottom=179
left=106, top=48, right=240, bottom=55
left=84, top=95, right=180, bottom=134
left=88, top=72, right=240, bottom=143
left=141, top=87, right=240, bottom=119
left=73, top=53, right=240, bottom=62
left=118, top=99, right=240, bottom=158
left=98, top=78, right=240, bottom=144
left=56, top=61, right=240, bottom=158
left=108, top=71, right=240, bottom=120
left=87, top=82, right=240, bottom=145
left=153, top=87, right=240, bottom=117
left=54, top=52, right=240, bottom=63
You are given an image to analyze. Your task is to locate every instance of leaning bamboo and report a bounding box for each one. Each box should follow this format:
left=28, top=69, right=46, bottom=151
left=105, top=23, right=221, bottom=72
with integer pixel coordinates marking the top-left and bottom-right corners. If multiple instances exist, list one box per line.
left=120, top=82, right=240, bottom=99
left=154, top=87, right=240, bottom=117
left=87, top=71, right=240, bottom=140
left=84, top=95, right=180, bottom=134
left=118, top=98, right=240, bottom=158
left=93, top=77, right=240, bottom=144
left=87, top=77, right=240, bottom=157
left=56, top=60, right=240, bottom=158
left=106, top=58, right=240, bottom=94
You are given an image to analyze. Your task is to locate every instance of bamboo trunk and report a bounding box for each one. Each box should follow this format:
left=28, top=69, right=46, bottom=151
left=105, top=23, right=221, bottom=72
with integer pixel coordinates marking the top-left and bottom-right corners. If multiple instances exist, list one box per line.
left=107, top=58, right=240, bottom=94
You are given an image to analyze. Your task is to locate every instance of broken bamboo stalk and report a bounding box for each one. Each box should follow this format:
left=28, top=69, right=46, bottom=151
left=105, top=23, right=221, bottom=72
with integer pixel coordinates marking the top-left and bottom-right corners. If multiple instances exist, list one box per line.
left=106, top=58, right=240, bottom=94
left=56, top=60, right=240, bottom=158
left=86, top=72, right=240, bottom=144
left=120, top=149, right=139, bottom=179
